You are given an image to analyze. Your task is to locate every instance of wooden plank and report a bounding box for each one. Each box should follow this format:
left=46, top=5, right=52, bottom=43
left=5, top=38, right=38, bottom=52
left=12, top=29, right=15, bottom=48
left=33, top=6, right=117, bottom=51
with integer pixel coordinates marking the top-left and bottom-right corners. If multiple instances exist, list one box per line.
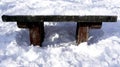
left=29, top=22, right=44, bottom=46
left=89, top=22, right=102, bottom=29
left=76, top=22, right=89, bottom=45
left=2, top=15, right=117, bottom=22
left=17, top=22, right=28, bottom=28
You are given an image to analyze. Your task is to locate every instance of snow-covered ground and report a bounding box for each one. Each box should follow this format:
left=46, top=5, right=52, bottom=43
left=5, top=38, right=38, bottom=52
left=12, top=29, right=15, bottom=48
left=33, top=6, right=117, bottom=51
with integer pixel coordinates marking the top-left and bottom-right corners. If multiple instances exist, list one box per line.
left=0, top=0, right=120, bottom=67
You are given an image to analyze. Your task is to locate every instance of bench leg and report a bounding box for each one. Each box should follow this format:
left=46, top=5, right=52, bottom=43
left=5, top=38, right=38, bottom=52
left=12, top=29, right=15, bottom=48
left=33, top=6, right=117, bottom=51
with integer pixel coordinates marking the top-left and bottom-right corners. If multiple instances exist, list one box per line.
left=76, top=22, right=89, bottom=45
left=29, top=22, right=44, bottom=46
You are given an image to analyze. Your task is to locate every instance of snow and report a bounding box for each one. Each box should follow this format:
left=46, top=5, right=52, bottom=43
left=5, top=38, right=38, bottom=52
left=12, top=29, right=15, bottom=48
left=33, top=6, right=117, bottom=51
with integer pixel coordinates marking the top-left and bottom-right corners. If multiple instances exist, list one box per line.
left=0, top=0, right=120, bottom=67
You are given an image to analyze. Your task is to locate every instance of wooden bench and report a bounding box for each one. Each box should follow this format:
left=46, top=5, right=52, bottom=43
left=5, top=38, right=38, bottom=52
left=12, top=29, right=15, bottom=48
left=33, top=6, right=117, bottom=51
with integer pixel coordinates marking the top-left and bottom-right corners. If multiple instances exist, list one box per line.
left=2, top=15, right=117, bottom=47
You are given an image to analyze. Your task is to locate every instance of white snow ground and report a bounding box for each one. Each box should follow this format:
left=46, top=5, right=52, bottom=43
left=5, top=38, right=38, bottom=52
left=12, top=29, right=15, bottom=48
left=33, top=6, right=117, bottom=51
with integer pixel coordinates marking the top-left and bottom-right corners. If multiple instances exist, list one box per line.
left=0, top=0, right=120, bottom=67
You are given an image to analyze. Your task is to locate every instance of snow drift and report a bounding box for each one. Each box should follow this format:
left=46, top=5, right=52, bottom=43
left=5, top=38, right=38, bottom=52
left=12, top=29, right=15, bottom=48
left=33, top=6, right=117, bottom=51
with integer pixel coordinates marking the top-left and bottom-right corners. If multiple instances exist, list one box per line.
left=0, top=0, right=120, bottom=67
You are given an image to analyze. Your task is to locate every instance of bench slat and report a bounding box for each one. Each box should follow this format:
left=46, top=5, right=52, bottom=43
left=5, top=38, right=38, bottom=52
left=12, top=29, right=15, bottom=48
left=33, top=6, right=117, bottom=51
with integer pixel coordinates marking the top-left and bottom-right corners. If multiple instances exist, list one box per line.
left=2, top=15, right=117, bottom=22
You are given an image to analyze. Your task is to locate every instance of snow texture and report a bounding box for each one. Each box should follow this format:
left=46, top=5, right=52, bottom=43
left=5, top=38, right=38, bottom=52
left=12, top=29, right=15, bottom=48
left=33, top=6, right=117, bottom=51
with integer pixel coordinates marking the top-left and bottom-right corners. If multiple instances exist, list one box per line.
left=0, top=0, right=120, bottom=67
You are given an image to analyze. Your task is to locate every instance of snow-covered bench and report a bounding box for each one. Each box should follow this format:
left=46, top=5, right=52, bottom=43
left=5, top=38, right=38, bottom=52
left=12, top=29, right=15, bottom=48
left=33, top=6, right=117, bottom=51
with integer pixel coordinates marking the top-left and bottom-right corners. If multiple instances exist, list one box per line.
left=2, top=15, right=117, bottom=47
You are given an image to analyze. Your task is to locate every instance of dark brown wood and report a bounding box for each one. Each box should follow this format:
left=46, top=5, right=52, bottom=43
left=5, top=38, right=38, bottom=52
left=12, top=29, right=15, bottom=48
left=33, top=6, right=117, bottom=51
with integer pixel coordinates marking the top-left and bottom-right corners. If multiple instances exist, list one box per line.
left=89, top=22, right=102, bottom=29
left=29, top=22, right=44, bottom=46
left=76, top=22, right=89, bottom=45
left=17, top=22, right=28, bottom=28
left=2, top=15, right=117, bottom=22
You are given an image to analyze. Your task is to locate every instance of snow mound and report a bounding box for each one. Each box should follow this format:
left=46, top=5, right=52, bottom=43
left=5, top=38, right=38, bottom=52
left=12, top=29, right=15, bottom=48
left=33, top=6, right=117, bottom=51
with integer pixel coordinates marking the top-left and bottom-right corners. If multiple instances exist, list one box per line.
left=0, top=0, right=120, bottom=67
